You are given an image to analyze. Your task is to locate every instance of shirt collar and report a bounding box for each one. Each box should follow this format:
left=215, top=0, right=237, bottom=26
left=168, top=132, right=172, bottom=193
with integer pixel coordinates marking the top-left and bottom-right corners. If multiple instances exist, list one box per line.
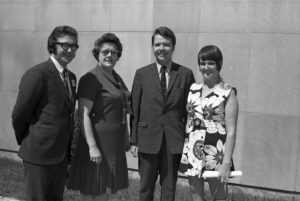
left=156, top=61, right=172, bottom=73
left=50, top=54, right=66, bottom=74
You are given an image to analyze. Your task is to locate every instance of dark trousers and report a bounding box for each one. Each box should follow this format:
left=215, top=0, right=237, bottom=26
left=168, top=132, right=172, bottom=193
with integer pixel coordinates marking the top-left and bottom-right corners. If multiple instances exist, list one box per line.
left=139, top=137, right=181, bottom=201
left=23, top=158, right=68, bottom=201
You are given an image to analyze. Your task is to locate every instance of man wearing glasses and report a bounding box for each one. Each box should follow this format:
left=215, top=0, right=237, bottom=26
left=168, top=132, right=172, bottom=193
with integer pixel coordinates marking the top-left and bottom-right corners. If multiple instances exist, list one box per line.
left=12, top=25, right=79, bottom=201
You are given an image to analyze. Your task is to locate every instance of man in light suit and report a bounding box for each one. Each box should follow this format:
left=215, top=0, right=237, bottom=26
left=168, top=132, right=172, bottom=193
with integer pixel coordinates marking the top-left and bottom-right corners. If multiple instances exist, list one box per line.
left=130, top=26, right=195, bottom=201
left=12, top=25, right=78, bottom=201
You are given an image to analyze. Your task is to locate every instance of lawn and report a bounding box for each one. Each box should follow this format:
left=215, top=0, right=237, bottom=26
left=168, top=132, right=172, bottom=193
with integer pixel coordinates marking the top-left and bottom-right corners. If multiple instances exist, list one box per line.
left=0, top=157, right=298, bottom=201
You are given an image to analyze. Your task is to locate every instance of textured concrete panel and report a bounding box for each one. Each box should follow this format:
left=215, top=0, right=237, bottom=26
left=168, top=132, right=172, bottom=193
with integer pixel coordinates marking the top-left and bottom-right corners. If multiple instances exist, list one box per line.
left=126, top=152, right=138, bottom=170
left=199, top=0, right=249, bottom=33
left=0, top=1, right=35, bottom=31
left=249, top=0, right=300, bottom=33
left=248, top=34, right=300, bottom=116
left=114, top=32, right=153, bottom=89
left=241, top=113, right=299, bottom=191
left=174, top=33, right=199, bottom=77
left=35, top=0, right=111, bottom=31
left=0, top=31, right=49, bottom=91
left=197, top=33, right=251, bottom=113
left=153, top=0, right=201, bottom=33
left=111, top=0, right=153, bottom=31
left=0, top=92, right=19, bottom=151
left=69, top=31, right=104, bottom=79
left=230, top=111, right=246, bottom=184
left=295, top=117, right=300, bottom=191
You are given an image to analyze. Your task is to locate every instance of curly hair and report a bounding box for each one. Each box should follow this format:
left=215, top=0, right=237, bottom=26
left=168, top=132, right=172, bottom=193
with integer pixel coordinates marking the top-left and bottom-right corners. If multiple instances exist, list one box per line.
left=92, top=33, right=123, bottom=61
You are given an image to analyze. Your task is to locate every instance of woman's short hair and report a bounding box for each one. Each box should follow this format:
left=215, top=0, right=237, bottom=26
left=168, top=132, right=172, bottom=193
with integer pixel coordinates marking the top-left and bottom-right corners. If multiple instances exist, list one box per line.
left=92, top=33, right=123, bottom=61
left=198, top=45, right=223, bottom=71
left=151, top=26, right=176, bottom=47
left=47, top=25, right=78, bottom=54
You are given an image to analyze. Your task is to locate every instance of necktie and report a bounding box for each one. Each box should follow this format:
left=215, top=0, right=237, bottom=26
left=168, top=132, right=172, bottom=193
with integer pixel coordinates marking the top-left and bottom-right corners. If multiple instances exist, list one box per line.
left=62, top=69, right=72, bottom=98
left=160, top=66, right=167, bottom=100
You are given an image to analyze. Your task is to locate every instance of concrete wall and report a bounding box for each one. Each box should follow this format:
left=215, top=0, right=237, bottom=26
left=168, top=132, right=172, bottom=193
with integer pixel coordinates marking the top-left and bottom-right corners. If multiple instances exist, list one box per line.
left=0, top=0, right=299, bottom=192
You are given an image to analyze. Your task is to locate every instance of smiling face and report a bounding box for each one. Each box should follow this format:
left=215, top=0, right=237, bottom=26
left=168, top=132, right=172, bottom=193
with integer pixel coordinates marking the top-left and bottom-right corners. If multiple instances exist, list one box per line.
left=53, top=35, right=77, bottom=67
left=199, top=59, right=219, bottom=82
left=98, top=42, right=119, bottom=69
left=152, top=34, right=174, bottom=66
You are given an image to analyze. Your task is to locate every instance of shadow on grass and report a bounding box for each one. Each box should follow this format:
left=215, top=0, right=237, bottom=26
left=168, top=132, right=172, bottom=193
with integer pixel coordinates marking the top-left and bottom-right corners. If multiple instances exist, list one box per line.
left=0, top=158, right=298, bottom=201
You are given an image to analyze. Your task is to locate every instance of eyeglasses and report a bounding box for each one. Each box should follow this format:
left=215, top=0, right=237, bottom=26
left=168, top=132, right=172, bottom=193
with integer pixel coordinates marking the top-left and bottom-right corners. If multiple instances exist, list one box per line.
left=55, top=42, right=79, bottom=51
left=100, top=49, right=119, bottom=56
left=199, top=61, right=216, bottom=67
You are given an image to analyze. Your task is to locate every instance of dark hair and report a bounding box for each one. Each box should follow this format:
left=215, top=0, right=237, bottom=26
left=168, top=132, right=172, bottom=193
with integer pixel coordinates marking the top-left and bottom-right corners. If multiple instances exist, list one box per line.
left=151, top=26, right=176, bottom=47
left=47, top=25, right=78, bottom=54
left=198, top=45, right=223, bottom=71
left=92, top=33, right=123, bottom=61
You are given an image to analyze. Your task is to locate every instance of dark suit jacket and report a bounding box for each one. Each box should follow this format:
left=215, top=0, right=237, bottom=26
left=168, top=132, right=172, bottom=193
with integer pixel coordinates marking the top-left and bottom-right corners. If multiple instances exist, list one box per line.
left=12, top=59, right=76, bottom=165
left=130, top=62, right=195, bottom=154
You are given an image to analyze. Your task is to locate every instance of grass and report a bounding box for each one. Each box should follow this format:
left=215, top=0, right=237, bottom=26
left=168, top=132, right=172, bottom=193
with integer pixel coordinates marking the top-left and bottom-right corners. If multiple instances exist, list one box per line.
left=0, top=157, right=298, bottom=201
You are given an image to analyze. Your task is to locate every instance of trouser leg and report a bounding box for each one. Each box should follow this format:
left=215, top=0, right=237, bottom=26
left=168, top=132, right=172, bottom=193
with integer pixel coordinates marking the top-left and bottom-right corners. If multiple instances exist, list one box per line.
left=158, top=137, right=181, bottom=201
left=139, top=152, right=159, bottom=201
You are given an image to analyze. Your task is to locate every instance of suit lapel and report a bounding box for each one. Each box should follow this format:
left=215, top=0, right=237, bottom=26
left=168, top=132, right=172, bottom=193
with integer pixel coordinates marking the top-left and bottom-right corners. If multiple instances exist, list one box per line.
left=150, top=64, right=163, bottom=96
left=167, top=62, right=179, bottom=97
left=47, top=59, right=70, bottom=103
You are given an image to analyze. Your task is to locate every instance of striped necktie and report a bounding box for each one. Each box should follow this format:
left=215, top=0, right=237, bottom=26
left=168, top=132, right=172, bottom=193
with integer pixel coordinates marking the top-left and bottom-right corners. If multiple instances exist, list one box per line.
left=62, top=69, right=72, bottom=98
left=160, top=66, right=167, bottom=100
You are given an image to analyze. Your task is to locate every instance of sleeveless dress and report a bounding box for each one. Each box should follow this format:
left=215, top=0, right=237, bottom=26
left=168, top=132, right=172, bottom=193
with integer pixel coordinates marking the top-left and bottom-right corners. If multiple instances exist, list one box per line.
left=179, top=81, right=235, bottom=177
left=67, top=66, right=130, bottom=195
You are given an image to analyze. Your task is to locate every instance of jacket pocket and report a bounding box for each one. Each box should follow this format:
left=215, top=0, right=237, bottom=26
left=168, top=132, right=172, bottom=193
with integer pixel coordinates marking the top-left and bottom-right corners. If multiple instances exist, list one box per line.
left=34, top=124, right=55, bottom=129
left=138, top=122, right=148, bottom=127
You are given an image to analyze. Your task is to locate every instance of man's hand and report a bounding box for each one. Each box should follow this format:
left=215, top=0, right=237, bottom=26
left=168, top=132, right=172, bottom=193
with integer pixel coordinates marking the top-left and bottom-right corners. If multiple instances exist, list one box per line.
left=130, top=145, right=139, bottom=157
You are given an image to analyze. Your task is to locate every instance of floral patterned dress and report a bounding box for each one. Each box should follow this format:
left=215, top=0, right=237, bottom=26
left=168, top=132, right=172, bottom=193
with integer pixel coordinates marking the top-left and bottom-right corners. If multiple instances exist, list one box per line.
left=179, top=81, right=235, bottom=177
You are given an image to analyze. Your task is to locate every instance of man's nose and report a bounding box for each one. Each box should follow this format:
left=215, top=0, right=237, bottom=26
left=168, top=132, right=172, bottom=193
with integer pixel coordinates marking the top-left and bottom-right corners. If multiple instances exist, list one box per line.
left=158, top=44, right=164, bottom=50
left=66, top=47, right=73, bottom=52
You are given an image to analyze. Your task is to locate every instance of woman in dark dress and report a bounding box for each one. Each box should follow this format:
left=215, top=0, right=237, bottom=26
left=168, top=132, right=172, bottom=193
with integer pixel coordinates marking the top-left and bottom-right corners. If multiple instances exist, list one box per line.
left=68, top=33, right=131, bottom=201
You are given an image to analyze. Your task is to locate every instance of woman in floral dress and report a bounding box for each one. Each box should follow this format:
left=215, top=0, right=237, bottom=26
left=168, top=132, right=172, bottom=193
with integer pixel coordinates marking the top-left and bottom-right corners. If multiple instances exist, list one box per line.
left=179, top=45, right=239, bottom=201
